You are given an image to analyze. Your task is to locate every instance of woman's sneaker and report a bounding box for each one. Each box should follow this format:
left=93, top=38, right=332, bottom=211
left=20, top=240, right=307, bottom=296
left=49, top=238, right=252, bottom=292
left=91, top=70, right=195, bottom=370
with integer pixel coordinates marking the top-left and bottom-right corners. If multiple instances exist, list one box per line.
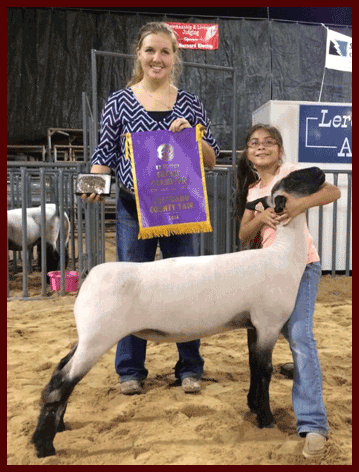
left=182, top=377, right=201, bottom=393
left=120, top=380, right=142, bottom=395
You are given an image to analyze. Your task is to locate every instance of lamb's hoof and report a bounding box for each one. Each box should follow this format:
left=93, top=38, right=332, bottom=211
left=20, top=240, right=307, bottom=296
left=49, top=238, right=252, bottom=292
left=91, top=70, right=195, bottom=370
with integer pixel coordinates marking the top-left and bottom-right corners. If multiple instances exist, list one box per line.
left=32, top=434, right=56, bottom=458
left=34, top=442, right=56, bottom=458
left=256, top=415, right=276, bottom=429
left=57, top=420, right=66, bottom=432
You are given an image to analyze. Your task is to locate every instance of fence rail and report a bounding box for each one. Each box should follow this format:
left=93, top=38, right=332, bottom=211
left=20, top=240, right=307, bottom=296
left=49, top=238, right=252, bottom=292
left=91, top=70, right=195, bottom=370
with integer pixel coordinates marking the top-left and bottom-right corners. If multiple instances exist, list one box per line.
left=7, top=164, right=351, bottom=300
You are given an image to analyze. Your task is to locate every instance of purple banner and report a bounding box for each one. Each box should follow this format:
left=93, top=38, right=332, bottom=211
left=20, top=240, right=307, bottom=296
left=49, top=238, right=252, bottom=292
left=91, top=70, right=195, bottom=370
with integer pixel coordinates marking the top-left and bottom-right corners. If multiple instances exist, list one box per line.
left=127, top=126, right=212, bottom=239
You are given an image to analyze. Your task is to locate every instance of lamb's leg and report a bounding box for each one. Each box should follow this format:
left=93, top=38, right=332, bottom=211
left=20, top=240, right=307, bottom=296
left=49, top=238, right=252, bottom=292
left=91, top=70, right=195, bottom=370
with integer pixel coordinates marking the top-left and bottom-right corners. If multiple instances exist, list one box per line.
left=247, top=329, right=277, bottom=429
left=31, top=340, right=104, bottom=458
left=247, top=328, right=260, bottom=414
left=56, top=403, right=67, bottom=433
left=31, top=345, right=79, bottom=458
left=254, top=347, right=275, bottom=428
left=32, top=327, right=124, bottom=459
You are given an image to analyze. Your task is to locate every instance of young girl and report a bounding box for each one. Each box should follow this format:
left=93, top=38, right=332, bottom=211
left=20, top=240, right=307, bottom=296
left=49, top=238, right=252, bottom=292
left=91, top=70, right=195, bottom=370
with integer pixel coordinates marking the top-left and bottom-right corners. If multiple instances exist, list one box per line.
left=234, top=123, right=341, bottom=459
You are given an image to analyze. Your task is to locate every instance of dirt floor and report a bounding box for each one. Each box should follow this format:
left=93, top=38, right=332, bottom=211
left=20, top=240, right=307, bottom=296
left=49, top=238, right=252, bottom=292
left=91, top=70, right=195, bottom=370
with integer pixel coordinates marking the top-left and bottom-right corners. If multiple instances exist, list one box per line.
left=7, top=233, right=352, bottom=465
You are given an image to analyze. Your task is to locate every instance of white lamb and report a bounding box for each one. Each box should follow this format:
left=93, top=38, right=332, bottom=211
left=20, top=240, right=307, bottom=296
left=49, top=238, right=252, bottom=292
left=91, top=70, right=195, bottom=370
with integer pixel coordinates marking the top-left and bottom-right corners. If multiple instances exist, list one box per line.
left=32, top=166, right=325, bottom=458
left=7, top=203, right=70, bottom=273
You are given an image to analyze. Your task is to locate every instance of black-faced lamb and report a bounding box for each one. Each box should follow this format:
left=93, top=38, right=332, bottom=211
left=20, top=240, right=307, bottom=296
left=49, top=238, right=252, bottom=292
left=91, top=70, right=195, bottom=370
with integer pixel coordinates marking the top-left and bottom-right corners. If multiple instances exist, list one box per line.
left=31, top=167, right=325, bottom=458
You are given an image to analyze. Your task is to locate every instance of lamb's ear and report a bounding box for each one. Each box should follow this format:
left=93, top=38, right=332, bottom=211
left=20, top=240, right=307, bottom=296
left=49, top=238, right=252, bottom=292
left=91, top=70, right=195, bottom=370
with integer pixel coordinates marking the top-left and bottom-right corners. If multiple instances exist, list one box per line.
left=245, top=196, right=270, bottom=211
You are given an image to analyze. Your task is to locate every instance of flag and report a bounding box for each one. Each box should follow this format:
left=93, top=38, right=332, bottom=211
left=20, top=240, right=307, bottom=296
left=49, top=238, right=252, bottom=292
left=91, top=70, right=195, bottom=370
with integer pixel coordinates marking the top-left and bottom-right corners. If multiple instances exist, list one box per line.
left=325, top=28, right=352, bottom=72
left=125, top=125, right=212, bottom=239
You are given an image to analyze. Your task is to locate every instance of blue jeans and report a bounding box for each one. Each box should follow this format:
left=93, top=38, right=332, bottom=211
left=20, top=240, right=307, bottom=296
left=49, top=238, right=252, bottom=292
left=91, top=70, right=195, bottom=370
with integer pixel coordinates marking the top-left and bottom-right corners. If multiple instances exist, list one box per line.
left=281, top=262, right=329, bottom=438
left=115, top=195, right=204, bottom=382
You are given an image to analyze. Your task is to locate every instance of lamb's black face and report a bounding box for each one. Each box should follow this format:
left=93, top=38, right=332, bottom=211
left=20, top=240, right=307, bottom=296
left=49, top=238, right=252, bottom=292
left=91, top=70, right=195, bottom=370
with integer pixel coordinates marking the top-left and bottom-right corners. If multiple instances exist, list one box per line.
left=273, top=195, right=287, bottom=214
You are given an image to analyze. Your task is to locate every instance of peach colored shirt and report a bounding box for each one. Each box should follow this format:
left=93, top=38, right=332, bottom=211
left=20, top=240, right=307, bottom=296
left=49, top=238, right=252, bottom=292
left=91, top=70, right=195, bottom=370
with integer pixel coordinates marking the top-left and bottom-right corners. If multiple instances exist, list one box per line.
left=247, top=163, right=320, bottom=264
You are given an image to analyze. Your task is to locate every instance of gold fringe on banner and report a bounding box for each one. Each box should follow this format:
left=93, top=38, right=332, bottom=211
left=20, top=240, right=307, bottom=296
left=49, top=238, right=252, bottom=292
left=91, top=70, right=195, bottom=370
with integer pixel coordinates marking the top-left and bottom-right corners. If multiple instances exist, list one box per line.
left=124, top=125, right=213, bottom=240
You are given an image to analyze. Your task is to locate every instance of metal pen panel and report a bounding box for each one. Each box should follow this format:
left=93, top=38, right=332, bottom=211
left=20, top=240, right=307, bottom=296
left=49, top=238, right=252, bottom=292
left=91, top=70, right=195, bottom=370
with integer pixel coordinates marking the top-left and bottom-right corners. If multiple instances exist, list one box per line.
left=21, top=168, right=29, bottom=298
left=69, top=173, right=76, bottom=270
left=318, top=205, right=323, bottom=262
left=331, top=173, right=339, bottom=276
left=82, top=91, right=89, bottom=163
left=346, top=173, right=352, bottom=276
left=58, top=169, right=66, bottom=295
left=77, top=196, right=85, bottom=289
left=226, top=170, right=232, bottom=253
left=40, top=168, right=47, bottom=297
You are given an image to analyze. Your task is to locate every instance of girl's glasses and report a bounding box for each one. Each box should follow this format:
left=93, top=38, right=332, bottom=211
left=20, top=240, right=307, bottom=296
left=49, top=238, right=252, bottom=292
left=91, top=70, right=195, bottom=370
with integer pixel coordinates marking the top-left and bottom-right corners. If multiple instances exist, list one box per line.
left=247, top=138, right=278, bottom=148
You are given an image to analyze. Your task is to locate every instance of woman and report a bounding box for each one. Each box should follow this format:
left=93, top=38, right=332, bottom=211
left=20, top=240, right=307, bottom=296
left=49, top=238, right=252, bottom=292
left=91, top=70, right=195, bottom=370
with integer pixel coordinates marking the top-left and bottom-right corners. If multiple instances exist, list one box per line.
left=83, top=22, right=220, bottom=395
left=234, top=124, right=341, bottom=459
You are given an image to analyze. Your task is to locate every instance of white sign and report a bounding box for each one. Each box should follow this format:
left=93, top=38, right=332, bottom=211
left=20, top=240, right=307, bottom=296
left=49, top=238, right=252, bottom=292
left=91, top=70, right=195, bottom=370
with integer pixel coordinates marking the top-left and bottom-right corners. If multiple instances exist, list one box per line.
left=325, top=28, right=352, bottom=72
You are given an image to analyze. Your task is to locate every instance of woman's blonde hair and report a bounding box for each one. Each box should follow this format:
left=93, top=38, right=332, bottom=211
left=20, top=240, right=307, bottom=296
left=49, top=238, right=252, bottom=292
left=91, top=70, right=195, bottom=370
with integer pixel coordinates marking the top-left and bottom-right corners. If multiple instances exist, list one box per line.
left=127, top=22, right=183, bottom=87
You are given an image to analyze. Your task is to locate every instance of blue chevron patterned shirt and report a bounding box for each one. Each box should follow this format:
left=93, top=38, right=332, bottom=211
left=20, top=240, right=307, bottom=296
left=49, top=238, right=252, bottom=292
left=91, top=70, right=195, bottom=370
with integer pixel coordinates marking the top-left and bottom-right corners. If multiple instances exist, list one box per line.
left=91, top=88, right=220, bottom=190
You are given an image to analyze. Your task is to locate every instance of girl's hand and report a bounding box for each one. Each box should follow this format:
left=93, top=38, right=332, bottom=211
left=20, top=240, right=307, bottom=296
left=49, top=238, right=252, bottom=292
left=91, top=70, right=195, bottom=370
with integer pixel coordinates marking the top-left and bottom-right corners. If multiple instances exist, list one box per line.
left=277, top=192, right=304, bottom=226
left=259, top=207, right=282, bottom=230
left=169, top=117, right=192, bottom=133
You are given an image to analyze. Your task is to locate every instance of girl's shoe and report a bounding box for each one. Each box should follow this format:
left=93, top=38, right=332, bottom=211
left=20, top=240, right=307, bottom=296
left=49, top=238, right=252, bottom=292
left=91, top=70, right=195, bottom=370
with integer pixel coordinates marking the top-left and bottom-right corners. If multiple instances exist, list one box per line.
left=303, top=433, right=326, bottom=459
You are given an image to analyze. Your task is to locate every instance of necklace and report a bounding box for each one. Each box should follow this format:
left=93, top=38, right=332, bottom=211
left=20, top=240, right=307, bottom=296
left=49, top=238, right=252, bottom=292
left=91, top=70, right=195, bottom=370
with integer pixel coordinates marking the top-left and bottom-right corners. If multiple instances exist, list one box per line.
left=140, top=83, right=173, bottom=110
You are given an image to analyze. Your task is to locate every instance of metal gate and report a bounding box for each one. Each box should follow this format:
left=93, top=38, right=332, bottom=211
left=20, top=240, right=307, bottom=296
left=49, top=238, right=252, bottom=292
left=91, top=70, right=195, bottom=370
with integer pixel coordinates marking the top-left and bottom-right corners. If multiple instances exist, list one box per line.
left=7, top=162, right=105, bottom=300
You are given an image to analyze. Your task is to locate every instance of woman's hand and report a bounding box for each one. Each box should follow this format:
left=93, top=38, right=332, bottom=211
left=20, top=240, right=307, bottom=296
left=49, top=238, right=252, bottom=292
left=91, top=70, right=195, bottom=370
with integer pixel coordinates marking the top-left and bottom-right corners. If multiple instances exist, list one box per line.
left=169, top=117, right=192, bottom=133
left=81, top=193, right=105, bottom=204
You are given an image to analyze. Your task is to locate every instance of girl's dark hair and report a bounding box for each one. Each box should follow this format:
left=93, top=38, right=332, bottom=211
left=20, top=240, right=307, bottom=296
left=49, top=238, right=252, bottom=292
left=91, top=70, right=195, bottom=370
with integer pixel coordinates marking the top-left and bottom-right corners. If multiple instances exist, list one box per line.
left=233, top=123, right=284, bottom=221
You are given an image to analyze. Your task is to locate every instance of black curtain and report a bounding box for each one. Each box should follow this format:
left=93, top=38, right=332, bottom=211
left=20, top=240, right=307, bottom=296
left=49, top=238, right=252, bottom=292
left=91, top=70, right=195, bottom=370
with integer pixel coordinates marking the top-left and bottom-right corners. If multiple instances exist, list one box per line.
left=7, top=7, right=352, bottom=151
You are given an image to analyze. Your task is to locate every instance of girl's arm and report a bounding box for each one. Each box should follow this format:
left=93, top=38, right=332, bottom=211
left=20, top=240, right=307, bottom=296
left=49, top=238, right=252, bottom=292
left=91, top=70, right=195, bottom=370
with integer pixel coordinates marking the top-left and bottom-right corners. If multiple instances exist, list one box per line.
left=279, top=182, right=341, bottom=225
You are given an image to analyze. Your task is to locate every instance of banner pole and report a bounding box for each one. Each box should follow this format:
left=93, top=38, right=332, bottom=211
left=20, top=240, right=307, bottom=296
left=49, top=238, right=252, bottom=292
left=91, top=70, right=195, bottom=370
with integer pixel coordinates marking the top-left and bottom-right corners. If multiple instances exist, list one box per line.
left=318, top=68, right=326, bottom=102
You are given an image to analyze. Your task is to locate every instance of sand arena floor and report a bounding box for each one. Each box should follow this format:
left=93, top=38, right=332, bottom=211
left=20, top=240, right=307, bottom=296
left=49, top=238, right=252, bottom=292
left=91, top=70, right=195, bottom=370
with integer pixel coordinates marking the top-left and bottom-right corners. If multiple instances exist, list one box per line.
left=7, top=234, right=352, bottom=465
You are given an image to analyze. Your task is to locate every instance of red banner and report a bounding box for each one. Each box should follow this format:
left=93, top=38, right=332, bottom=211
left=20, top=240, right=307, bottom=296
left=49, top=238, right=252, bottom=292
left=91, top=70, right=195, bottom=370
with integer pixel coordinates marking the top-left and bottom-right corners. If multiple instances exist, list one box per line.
left=166, top=22, right=219, bottom=50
